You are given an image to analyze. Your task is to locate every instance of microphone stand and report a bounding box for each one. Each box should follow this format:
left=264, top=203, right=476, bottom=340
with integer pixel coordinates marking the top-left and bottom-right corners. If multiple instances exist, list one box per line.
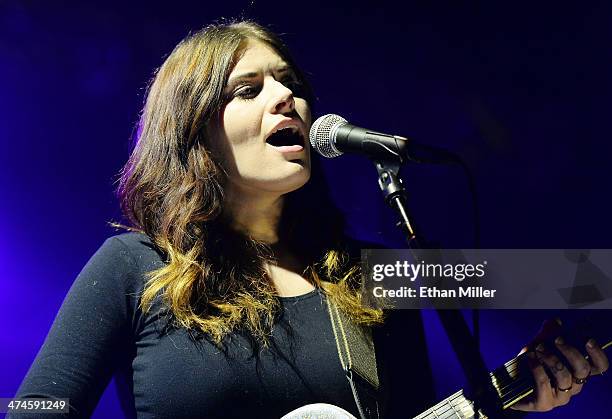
left=372, top=157, right=505, bottom=419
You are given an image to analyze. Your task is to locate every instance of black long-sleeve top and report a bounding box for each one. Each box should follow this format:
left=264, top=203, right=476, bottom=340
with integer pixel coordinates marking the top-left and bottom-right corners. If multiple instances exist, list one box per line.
left=12, top=232, right=437, bottom=418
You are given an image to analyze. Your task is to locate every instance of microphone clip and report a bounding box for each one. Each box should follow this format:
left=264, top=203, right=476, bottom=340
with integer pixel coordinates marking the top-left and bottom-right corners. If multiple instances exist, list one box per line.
left=373, top=158, right=421, bottom=248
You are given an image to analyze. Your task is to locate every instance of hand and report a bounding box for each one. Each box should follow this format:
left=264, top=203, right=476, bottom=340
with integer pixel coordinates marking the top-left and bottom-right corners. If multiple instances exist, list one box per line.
left=511, top=318, right=609, bottom=412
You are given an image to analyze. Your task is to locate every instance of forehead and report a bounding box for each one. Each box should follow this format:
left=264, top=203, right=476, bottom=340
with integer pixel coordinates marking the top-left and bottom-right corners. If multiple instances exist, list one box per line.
left=230, top=40, right=290, bottom=75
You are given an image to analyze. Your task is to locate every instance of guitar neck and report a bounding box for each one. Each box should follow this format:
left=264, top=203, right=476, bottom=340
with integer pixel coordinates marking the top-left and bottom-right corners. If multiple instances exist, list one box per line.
left=412, top=355, right=535, bottom=419
left=413, top=389, right=480, bottom=419
left=413, top=321, right=611, bottom=419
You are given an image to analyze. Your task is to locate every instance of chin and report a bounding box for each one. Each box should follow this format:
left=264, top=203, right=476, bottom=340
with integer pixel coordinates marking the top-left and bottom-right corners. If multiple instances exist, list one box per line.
left=281, top=169, right=311, bottom=194
left=267, top=165, right=311, bottom=195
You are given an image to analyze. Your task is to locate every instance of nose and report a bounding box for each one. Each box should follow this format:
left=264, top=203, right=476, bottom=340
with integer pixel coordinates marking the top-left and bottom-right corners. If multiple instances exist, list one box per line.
left=268, top=79, right=295, bottom=115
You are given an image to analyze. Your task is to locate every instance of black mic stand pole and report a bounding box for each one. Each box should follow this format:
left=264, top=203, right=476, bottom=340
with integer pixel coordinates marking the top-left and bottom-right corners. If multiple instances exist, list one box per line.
left=372, top=157, right=504, bottom=419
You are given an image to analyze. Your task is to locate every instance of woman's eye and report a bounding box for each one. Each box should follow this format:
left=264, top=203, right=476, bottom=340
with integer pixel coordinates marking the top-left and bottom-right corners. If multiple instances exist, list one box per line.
left=235, top=85, right=260, bottom=100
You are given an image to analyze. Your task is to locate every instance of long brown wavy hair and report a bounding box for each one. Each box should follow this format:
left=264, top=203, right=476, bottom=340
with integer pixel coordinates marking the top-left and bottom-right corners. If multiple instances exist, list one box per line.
left=117, top=20, right=383, bottom=346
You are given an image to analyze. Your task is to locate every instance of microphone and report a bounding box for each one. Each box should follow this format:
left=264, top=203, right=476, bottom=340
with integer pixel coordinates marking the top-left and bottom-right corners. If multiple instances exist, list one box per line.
left=309, top=114, right=459, bottom=164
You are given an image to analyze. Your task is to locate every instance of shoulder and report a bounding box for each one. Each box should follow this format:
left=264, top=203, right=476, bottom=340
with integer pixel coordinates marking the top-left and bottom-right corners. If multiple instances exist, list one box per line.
left=85, top=232, right=166, bottom=283
left=104, top=231, right=155, bottom=252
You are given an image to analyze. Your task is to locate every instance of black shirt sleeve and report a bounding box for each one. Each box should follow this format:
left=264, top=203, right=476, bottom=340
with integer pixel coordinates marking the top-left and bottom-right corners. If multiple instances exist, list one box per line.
left=10, top=237, right=140, bottom=418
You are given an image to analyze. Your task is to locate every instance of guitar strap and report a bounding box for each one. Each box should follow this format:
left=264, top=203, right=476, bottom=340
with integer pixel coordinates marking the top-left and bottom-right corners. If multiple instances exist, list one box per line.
left=327, top=299, right=381, bottom=419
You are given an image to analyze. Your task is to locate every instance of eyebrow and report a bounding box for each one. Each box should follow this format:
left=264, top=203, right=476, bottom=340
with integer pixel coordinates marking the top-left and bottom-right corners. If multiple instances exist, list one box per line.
left=226, top=66, right=295, bottom=87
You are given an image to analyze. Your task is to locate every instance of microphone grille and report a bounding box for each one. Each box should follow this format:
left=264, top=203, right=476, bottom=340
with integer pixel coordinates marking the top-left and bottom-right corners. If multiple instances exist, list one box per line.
left=309, top=114, right=347, bottom=158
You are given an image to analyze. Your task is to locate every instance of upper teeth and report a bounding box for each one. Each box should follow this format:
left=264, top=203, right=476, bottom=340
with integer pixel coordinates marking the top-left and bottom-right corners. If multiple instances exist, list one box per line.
left=272, top=126, right=298, bottom=135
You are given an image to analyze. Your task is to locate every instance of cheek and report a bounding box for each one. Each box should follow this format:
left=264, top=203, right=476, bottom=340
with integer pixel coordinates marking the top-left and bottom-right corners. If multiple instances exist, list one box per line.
left=222, top=102, right=263, bottom=148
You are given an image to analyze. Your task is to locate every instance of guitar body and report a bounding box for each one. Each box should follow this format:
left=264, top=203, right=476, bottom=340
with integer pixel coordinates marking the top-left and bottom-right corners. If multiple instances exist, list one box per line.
left=281, top=403, right=358, bottom=419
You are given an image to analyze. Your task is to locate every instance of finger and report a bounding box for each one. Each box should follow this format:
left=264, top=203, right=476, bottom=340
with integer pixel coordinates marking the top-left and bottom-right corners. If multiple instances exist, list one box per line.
left=586, top=339, right=610, bottom=375
left=511, top=352, right=555, bottom=412
left=554, top=336, right=589, bottom=393
left=535, top=343, right=573, bottom=405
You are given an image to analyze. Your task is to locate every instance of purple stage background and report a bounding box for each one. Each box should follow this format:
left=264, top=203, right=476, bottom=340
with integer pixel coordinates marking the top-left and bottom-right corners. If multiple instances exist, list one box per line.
left=2, top=1, right=611, bottom=418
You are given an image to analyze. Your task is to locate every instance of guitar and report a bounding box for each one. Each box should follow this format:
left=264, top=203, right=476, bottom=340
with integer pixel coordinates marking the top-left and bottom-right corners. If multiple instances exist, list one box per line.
left=281, top=315, right=611, bottom=419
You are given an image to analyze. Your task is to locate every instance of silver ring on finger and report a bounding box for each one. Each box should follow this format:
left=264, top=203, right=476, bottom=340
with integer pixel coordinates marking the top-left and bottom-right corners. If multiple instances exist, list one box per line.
left=574, top=376, right=588, bottom=385
left=574, top=366, right=591, bottom=384
left=557, top=384, right=573, bottom=392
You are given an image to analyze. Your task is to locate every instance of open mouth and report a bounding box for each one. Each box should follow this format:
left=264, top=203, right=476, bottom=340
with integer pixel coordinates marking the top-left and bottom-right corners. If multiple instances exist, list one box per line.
left=265, top=126, right=305, bottom=152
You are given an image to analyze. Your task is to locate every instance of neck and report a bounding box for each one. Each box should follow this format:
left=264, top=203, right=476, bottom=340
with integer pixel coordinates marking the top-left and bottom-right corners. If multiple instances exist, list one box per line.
left=224, top=186, right=284, bottom=244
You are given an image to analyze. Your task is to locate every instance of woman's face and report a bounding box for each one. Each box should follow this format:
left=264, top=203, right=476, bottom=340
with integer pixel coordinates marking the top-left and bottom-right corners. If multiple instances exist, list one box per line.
left=209, top=39, right=311, bottom=197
